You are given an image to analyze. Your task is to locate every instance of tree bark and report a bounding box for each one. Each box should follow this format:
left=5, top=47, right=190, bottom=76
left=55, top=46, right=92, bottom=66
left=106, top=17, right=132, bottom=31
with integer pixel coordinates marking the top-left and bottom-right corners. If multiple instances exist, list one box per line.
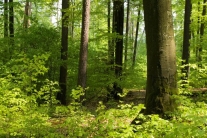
left=124, top=0, right=130, bottom=69
left=108, top=0, right=114, bottom=66
left=111, top=0, right=124, bottom=100
left=9, top=0, right=14, bottom=38
left=23, top=0, right=32, bottom=29
left=77, top=0, right=90, bottom=88
left=4, top=0, right=8, bottom=38
left=198, top=0, right=207, bottom=67
left=143, top=0, right=178, bottom=115
left=132, top=9, right=141, bottom=68
left=57, top=0, right=69, bottom=105
left=181, top=0, right=192, bottom=81
left=113, top=0, right=124, bottom=77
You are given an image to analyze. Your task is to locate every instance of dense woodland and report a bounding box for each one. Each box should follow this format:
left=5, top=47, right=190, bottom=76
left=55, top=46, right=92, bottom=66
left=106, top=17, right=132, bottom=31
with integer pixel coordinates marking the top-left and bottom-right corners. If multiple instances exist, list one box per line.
left=1, top=0, right=207, bottom=137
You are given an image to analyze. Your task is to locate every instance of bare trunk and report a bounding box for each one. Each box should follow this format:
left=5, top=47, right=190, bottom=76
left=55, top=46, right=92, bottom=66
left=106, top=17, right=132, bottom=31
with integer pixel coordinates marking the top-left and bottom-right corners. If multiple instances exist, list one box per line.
left=198, top=0, right=207, bottom=67
left=4, top=0, right=8, bottom=38
left=181, top=0, right=192, bottom=81
left=112, top=0, right=124, bottom=100
left=57, top=0, right=69, bottom=105
left=132, top=9, right=140, bottom=68
left=23, top=0, right=32, bottom=29
left=77, top=0, right=90, bottom=88
left=143, top=0, right=178, bottom=115
left=124, top=0, right=130, bottom=69
left=9, top=0, right=14, bottom=38
left=108, top=0, right=114, bottom=66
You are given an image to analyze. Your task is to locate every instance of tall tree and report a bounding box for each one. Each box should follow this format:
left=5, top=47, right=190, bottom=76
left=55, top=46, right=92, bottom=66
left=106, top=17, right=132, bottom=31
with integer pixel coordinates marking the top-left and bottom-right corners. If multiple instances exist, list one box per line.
left=108, top=0, right=114, bottom=66
left=23, top=0, right=32, bottom=29
left=124, top=0, right=130, bottom=69
left=4, top=0, right=8, bottom=38
left=182, top=0, right=192, bottom=81
left=9, top=0, right=14, bottom=38
left=132, top=8, right=141, bottom=68
left=77, top=0, right=90, bottom=88
left=143, top=0, right=178, bottom=115
left=111, top=0, right=124, bottom=100
left=198, top=0, right=207, bottom=66
left=56, top=0, right=69, bottom=105
left=200, top=0, right=206, bottom=38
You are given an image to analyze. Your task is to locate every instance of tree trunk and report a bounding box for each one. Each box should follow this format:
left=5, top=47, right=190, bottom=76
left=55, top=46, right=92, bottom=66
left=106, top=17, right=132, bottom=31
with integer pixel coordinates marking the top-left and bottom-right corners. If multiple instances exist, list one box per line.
left=181, top=0, right=192, bottom=81
left=196, top=2, right=201, bottom=63
left=71, top=0, right=75, bottom=39
left=198, top=0, right=207, bottom=67
left=124, top=0, right=130, bottom=69
left=108, top=0, right=114, bottom=66
left=57, top=0, right=69, bottom=105
left=112, top=0, right=124, bottom=100
left=132, top=9, right=141, bottom=68
left=23, top=0, right=32, bottom=29
left=4, top=0, right=8, bottom=38
left=143, top=0, right=178, bottom=115
left=9, top=0, right=14, bottom=38
left=77, top=0, right=90, bottom=88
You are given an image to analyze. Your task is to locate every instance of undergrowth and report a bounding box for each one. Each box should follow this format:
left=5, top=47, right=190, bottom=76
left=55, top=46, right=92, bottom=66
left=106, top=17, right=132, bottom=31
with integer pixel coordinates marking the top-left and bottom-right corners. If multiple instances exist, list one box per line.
left=0, top=53, right=207, bottom=137
left=1, top=85, right=207, bottom=137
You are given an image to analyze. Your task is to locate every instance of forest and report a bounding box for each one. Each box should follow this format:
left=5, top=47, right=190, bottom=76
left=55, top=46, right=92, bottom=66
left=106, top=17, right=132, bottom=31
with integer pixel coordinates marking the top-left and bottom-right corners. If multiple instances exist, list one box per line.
left=0, top=0, right=207, bottom=137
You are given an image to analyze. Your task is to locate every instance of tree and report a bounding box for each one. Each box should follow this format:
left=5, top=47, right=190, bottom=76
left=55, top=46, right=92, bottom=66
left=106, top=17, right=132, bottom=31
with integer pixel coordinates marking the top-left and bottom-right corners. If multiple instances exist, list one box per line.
left=124, top=0, right=130, bottom=69
left=111, top=0, right=124, bottom=100
left=56, top=0, right=69, bottom=105
left=4, top=0, right=8, bottom=38
left=143, top=0, right=178, bottom=115
left=77, top=0, right=90, bottom=88
left=182, top=0, right=192, bottom=81
left=198, top=0, right=207, bottom=66
left=23, top=0, right=32, bottom=29
left=108, top=0, right=114, bottom=66
left=9, top=0, right=14, bottom=38
left=132, top=7, right=141, bottom=68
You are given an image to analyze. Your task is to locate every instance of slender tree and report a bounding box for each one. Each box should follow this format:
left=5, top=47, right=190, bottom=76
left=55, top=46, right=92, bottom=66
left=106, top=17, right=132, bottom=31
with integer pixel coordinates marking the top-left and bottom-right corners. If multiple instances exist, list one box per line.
left=57, top=0, right=69, bottom=105
left=200, top=0, right=206, bottom=38
left=196, top=1, right=201, bottom=62
left=108, top=0, right=114, bottom=66
left=132, top=8, right=141, bottom=68
left=182, top=0, right=192, bottom=81
left=143, top=0, right=178, bottom=115
left=9, top=0, right=14, bottom=38
left=77, top=0, right=90, bottom=88
left=198, top=0, right=207, bottom=66
left=4, top=0, right=8, bottom=38
left=124, top=0, right=130, bottom=69
left=23, top=0, right=32, bottom=29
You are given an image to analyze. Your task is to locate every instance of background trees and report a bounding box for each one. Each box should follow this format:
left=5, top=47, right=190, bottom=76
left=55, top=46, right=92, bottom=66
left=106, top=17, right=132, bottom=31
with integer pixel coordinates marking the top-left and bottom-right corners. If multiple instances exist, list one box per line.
left=1, top=0, right=207, bottom=137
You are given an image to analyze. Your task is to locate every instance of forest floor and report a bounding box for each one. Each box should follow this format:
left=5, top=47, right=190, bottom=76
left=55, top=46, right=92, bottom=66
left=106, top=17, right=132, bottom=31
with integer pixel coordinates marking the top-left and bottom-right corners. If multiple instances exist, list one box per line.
left=47, top=88, right=207, bottom=137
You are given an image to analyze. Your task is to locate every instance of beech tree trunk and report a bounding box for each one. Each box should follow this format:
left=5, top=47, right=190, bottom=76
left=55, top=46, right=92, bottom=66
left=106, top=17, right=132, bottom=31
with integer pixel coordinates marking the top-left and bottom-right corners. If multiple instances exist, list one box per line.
left=143, top=0, right=178, bottom=115
left=77, top=0, right=90, bottom=88
left=182, top=0, right=192, bottom=81
left=57, top=0, right=69, bottom=105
